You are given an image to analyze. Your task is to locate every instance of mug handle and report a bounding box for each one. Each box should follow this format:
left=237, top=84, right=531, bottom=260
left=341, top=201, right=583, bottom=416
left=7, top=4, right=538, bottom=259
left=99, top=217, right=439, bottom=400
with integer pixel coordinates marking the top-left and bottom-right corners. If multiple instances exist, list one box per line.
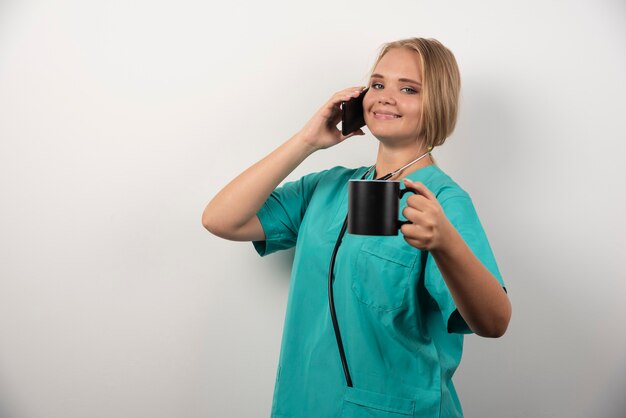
left=397, top=188, right=415, bottom=228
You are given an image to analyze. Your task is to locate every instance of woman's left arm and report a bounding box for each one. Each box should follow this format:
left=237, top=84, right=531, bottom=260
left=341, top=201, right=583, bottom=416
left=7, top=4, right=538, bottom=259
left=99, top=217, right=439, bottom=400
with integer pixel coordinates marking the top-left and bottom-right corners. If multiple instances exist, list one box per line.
left=401, top=179, right=512, bottom=338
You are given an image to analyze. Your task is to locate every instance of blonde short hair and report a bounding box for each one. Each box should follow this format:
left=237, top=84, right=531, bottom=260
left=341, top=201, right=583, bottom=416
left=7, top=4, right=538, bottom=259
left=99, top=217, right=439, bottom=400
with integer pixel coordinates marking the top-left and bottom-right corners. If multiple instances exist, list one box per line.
left=370, top=38, right=461, bottom=149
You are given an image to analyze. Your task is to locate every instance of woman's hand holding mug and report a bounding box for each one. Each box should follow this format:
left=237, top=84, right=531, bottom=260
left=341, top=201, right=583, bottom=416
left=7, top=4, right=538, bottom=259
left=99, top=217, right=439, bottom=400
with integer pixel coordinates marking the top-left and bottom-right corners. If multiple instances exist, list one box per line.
left=400, top=179, right=454, bottom=251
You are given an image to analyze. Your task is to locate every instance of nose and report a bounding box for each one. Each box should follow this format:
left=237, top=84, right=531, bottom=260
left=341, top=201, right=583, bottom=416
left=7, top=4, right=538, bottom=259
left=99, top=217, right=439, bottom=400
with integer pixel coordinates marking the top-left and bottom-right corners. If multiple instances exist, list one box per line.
left=377, top=92, right=396, bottom=105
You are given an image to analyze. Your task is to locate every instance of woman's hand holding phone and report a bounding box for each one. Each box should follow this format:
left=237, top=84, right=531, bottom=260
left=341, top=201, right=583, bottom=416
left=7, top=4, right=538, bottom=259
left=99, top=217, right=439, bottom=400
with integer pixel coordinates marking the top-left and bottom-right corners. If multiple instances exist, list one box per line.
left=297, top=86, right=367, bottom=152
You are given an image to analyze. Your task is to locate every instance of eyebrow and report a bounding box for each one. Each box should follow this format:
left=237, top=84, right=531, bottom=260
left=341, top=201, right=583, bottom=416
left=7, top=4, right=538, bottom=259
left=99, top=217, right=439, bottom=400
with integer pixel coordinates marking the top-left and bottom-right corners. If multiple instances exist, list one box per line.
left=370, top=73, right=422, bottom=86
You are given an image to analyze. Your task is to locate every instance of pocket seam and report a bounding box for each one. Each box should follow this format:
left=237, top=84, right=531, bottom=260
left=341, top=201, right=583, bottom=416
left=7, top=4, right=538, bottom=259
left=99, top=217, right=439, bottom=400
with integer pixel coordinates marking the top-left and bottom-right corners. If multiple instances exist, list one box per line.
left=352, top=241, right=418, bottom=312
left=343, top=387, right=415, bottom=415
left=360, top=241, right=417, bottom=268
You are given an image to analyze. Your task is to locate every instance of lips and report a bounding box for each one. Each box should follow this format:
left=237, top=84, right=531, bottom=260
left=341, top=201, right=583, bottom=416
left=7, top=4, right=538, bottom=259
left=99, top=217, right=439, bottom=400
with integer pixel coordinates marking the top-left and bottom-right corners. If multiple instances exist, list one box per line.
left=373, top=110, right=401, bottom=119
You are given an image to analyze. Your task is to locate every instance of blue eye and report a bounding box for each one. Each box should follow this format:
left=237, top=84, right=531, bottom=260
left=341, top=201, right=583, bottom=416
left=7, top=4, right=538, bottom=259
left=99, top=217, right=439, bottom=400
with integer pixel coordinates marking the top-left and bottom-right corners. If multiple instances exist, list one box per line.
left=370, top=82, right=419, bottom=94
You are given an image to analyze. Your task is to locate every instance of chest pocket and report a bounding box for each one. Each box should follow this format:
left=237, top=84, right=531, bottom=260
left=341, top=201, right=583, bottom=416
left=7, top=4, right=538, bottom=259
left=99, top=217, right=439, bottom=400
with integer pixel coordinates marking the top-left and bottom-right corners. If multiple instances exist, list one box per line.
left=352, top=240, right=418, bottom=311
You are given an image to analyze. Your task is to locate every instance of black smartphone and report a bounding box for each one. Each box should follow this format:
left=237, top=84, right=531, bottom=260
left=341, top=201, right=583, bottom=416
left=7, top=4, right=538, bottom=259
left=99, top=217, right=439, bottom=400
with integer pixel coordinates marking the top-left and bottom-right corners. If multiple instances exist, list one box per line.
left=341, top=88, right=368, bottom=136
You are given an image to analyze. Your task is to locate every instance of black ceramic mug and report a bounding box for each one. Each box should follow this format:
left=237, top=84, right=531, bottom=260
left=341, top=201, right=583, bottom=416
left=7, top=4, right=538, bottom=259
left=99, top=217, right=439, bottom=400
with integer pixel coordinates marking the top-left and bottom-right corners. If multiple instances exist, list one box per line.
left=347, top=180, right=415, bottom=236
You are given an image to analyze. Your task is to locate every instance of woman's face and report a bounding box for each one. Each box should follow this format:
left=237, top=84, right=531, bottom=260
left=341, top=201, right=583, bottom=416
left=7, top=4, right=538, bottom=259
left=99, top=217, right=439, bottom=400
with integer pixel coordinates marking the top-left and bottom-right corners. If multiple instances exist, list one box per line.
left=363, top=47, right=424, bottom=145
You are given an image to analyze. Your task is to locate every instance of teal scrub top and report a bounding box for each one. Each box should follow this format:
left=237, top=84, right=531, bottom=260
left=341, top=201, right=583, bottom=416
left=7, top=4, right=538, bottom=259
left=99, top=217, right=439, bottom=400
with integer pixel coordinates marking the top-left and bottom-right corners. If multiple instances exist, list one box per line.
left=252, top=164, right=505, bottom=418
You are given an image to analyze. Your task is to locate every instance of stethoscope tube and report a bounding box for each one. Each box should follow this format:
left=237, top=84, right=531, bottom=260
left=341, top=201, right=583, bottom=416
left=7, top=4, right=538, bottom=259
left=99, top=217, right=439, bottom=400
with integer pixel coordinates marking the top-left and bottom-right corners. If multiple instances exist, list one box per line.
left=327, top=167, right=389, bottom=388
left=327, top=149, right=431, bottom=388
left=328, top=216, right=353, bottom=387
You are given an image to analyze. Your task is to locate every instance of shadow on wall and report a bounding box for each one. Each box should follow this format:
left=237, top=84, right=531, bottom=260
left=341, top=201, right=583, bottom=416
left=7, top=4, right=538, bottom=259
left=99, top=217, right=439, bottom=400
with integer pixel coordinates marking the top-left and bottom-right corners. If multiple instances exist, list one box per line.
left=0, top=387, right=19, bottom=418
left=591, top=358, right=626, bottom=417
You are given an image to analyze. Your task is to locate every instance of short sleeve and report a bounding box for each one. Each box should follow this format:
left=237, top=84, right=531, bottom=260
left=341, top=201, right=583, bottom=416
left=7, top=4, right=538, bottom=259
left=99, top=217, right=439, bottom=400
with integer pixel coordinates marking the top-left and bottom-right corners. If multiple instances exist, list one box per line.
left=252, top=170, right=327, bottom=256
left=424, top=196, right=505, bottom=334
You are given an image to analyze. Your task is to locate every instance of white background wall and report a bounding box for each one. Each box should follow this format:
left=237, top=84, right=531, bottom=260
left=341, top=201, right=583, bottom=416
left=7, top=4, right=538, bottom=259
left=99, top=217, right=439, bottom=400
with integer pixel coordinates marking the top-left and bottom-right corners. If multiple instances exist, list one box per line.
left=1, top=0, right=625, bottom=417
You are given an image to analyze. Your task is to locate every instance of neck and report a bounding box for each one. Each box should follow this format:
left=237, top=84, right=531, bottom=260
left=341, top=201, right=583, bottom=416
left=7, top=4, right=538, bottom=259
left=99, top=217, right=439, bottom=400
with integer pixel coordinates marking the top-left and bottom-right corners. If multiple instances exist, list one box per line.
left=374, top=142, right=433, bottom=180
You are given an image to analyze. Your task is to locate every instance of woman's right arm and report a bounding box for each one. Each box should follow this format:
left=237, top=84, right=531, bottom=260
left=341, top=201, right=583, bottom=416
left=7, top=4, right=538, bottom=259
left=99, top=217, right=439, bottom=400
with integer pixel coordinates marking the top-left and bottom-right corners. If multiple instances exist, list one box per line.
left=201, top=86, right=366, bottom=242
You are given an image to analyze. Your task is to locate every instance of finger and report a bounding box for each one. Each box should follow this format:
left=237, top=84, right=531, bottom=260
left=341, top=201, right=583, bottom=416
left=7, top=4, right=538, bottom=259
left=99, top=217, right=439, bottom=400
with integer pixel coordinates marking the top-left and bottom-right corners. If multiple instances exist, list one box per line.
left=342, top=86, right=367, bottom=93
left=341, top=130, right=365, bottom=141
left=329, top=105, right=342, bottom=124
left=402, top=235, right=427, bottom=250
left=405, top=194, right=430, bottom=211
left=403, top=179, right=437, bottom=200
left=341, top=130, right=360, bottom=141
left=321, top=87, right=367, bottom=120
left=400, top=219, right=429, bottom=235
left=334, top=86, right=367, bottom=104
left=400, top=223, right=432, bottom=249
left=341, top=86, right=367, bottom=95
left=323, top=87, right=366, bottom=125
left=400, top=223, right=423, bottom=241
left=402, top=205, right=423, bottom=222
left=399, top=222, right=414, bottom=238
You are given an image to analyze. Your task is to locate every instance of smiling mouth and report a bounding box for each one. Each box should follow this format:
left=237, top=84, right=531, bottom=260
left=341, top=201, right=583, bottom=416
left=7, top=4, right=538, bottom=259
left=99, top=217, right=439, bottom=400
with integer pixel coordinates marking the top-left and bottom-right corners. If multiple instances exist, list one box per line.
left=373, top=112, right=401, bottom=119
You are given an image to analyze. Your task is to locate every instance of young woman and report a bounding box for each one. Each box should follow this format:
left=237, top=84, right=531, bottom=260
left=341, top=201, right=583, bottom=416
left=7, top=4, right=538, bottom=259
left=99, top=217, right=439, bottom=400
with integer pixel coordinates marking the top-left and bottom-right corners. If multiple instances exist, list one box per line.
left=203, top=38, right=511, bottom=418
